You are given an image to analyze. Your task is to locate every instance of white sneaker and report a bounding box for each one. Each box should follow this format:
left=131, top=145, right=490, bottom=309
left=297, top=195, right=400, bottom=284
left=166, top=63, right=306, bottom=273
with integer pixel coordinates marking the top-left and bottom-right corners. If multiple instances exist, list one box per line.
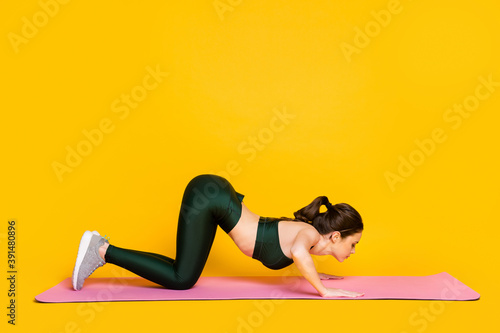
left=72, top=231, right=109, bottom=291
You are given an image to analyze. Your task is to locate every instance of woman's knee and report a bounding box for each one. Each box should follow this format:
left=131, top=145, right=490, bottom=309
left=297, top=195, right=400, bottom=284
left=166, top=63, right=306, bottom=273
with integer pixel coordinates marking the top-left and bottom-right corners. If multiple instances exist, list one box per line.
left=161, top=275, right=198, bottom=290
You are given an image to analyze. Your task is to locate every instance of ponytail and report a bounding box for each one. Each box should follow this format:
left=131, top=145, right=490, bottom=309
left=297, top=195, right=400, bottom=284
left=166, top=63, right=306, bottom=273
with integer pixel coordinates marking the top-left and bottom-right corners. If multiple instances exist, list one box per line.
left=293, top=196, right=330, bottom=223
left=281, top=196, right=363, bottom=237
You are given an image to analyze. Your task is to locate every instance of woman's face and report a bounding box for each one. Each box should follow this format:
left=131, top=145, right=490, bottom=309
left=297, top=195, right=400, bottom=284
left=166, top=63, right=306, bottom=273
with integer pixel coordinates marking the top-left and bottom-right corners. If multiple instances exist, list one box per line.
left=331, top=231, right=362, bottom=262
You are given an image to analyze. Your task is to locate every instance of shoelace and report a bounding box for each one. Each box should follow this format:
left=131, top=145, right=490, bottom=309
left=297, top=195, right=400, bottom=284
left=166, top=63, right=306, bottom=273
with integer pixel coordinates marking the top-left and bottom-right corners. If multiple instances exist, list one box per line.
left=86, top=262, right=104, bottom=277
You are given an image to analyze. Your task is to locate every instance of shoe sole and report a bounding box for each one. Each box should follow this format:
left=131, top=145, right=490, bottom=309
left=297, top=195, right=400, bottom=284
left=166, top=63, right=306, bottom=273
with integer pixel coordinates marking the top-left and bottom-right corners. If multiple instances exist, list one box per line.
left=72, top=231, right=100, bottom=290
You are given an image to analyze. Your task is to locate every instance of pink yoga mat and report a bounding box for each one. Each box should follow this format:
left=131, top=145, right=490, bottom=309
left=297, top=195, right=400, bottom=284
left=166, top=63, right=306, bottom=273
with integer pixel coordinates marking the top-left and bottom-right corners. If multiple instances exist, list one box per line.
left=35, top=272, right=479, bottom=303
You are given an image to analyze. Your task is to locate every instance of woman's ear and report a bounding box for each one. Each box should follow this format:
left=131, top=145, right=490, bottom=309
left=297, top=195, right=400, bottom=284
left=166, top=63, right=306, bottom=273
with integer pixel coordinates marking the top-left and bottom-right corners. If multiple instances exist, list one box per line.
left=329, top=231, right=341, bottom=243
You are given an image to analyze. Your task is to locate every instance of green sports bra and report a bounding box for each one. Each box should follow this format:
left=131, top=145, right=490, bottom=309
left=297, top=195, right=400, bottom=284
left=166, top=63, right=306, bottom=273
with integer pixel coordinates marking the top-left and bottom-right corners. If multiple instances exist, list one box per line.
left=252, top=216, right=294, bottom=270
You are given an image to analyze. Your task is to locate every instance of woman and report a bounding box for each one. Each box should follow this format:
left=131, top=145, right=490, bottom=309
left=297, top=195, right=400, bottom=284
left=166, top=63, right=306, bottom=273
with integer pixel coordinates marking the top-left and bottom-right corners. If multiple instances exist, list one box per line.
left=72, top=174, right=364, bottom=297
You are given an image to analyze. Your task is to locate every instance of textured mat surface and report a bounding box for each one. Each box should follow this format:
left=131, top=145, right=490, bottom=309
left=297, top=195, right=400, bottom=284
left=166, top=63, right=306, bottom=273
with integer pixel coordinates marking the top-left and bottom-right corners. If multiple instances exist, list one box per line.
left=35, top=272, right=480, bottom=303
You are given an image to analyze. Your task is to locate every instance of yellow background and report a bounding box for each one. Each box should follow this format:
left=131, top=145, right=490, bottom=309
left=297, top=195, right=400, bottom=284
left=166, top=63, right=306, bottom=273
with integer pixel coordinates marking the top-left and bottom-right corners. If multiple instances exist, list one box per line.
left=1, top=0, right=498, bottom=332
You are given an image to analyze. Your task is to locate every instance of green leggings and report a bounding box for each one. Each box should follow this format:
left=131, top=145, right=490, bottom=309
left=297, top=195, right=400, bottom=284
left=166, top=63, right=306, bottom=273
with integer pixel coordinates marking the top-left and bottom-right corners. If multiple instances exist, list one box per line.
left=105, top=174, right=245, bottom=290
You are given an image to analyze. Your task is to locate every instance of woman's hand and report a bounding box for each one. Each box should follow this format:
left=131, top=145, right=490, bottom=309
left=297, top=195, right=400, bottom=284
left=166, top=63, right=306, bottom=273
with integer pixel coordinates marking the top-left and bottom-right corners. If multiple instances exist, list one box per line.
left=317, top=273, right=344, bottom=280
left=321, top=288, right=365, bottom=298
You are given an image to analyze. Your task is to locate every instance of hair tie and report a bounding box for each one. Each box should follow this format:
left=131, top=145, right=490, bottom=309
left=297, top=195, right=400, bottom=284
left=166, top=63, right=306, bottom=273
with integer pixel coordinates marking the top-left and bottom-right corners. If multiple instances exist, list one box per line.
left=325, top=202, right=333, bottom=210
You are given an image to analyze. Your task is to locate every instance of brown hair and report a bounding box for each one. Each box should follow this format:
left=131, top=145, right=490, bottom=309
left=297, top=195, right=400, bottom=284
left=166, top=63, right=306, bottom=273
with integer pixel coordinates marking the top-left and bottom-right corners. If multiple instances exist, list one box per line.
left=281, top=196, right=363, bottom=237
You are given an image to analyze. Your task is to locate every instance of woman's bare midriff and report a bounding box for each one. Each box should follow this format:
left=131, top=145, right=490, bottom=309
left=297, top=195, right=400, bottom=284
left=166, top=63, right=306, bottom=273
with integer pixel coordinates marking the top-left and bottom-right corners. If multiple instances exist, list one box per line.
left=227, top=203, right=260, bottom=257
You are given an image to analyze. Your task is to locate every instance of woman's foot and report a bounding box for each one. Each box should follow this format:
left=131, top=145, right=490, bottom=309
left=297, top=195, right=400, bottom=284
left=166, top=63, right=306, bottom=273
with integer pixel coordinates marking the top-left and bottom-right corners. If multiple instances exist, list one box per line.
left=72, top=231, right=109, bottom=291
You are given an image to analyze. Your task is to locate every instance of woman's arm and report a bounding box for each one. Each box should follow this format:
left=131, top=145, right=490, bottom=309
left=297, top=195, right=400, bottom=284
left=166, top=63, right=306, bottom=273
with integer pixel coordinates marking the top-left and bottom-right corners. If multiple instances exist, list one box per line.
left=290, top=229, right=364, bottom=298
left=290, top=229, right=328, bottom=296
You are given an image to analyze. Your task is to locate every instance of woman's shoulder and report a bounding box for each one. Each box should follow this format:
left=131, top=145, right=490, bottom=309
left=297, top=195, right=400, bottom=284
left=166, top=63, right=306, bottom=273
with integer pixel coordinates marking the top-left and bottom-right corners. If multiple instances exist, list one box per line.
left=278, top=219, right=319, bottom=236
left=278, top=220, right=321, bottom=252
